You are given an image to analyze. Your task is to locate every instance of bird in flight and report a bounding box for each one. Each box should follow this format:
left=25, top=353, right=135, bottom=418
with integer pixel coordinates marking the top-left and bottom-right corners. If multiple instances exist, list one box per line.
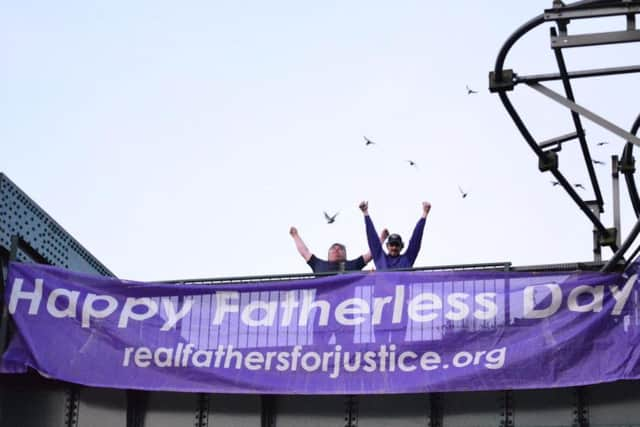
left=596, top=141, right=609, bottom=146
left=592, top=159, right=606, bottom=166
left=406, top=160, right=418, bottom=168
left=458, top=185, right=468, bottom=198
left=364, top=136, right=375, bottom=146
left=574, top=183, right=585, bottom=190
left=550, top=180, right=560, bottom=186
left=324, top=211, right=339, bottom=224
left=466, top=85, right=478, bottom=95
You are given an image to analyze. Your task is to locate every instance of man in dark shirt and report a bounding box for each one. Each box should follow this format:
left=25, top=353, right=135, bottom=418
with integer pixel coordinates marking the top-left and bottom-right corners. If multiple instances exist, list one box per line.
left=359, top=200, right=431, bottom=270
left=289, top=226, right=387, bottom=273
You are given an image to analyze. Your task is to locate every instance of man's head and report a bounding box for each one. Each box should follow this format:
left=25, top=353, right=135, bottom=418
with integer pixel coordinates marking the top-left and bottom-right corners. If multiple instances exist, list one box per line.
left=328, top=243, right=347, bottom=262
left=386, top=234, right=404, bottom=257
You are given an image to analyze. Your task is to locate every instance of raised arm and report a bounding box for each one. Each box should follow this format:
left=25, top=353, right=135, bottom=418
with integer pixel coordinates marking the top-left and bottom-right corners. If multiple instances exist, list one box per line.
left=405, top=201, right=431, bottom=265
left=421, top=201, right=431, bottom=219
left=362, top=228, right=390, bottom=263
left=289, top=226, right=312, bottom=261
left=359, top=201, right=384, bottom=263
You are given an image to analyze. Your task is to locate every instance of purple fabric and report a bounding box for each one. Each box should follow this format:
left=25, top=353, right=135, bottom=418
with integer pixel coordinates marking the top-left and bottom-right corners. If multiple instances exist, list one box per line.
left=3, top=261, right=640, bottom=394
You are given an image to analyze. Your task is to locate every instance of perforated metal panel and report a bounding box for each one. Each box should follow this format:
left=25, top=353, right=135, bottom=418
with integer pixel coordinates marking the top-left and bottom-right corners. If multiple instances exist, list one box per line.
left=441, top=391, right=503, bottom=427
left=0, top=377, right=69, bottom=427
left=274, top=395, right=348, bottom=427
left=357, top=394, right=429, bottom=427
left=586, top=381, right=640, bottom=426
left=208, top=394, right=261, bottom=427
left=76, top=387, right=127, bottom=427
left=143, top=391, right=200, bottom=427
left=511, top=388, right=576, bottom=427
left=0, top=173, right=113, bottom=276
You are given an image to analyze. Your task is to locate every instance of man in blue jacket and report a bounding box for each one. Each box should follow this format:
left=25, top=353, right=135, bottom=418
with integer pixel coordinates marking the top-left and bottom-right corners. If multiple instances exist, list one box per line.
left=359, top=200, right=431, bottom=270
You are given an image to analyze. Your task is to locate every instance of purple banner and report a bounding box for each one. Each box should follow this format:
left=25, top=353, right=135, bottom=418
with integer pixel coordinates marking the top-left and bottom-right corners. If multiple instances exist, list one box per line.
left=3, top=261, right=640, bottom=394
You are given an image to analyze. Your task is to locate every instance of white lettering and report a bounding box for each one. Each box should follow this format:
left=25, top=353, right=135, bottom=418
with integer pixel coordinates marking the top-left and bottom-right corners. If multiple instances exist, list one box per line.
left=445, top=293, right=469, bottom=321
left=118, top=298, right=159, bottom=328
left=611, top=274, right=637, bottom=315
left=408, top=293, right=442, bottom=322
left=474, top=293, right=498, bottom=319
left=523, top=284, right=562, bottom=319
left=242, top=300, right=277, bottom=327
left=212, top=292, right=239, bottom=325
left=46, top=288, right=79, bottom=319
left=160, top=297, right=194, bottom=331
left=568, top=285, right=603, bottom=313
left=8, top=278, right=43, bottom=315
left=82, top=294, right=118, bottom=328
left=335, top=298, right=369, bottom=325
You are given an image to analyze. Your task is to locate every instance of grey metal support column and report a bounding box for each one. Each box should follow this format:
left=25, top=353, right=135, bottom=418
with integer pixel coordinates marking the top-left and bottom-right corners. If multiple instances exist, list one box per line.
left=195, top=393, right=210, bottom=427
left=64, top=387, right=80, bottom=427
left=574, top=387, right=589, bottom=427
left=500, top=390, right=513, bottom=427
left=0, top=237, right=19, bottom=352
left=429, top=393, right=442, bottom=427
left=0, top=235, right=49, bottom=351
left=551, top=26, right=604, bottom=208
left=612, top=155, right=622, bottom=247
left=503, top=262, right=512, bottom=326
left=344, top=395, right=358, bottom=427
left=588, top=202, right=603, bottom=262
left=260, top=395, right=276, bottom=427
left=126, top=390, right=147, bottom=427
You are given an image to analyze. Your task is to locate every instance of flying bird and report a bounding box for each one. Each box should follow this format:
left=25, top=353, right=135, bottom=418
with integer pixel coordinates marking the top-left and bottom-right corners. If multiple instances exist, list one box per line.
left=466, top=85, right=478, bottom=95
left=592, top=159, right=606, bottom=166
left=324, top=211, right=339, bottom=224
left=458, top=185, right=468, bottom=198
left=364, top=136, right=375, bottom=146
left=574, top=183, right=585, bottom=190
left=551, top=180, right=560, bottom=186
left=596, top=141, right=609, bottom=146
left=406, top=160, right=418, bottom=168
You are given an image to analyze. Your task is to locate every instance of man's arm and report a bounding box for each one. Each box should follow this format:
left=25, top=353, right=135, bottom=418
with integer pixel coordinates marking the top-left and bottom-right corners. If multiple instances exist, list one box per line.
left=289, top=226, right=312, bottom=262
left=362, top=228, right=389, bottom=263
left=360, top=201, right=384, bottom=264
left=405, top=201, right=431, bottom=266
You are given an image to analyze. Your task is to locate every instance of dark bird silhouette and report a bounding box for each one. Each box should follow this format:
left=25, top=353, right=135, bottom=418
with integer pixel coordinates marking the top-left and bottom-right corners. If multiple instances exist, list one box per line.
left=406, top=160, right=418, bottom=168
left=324, top=211, right=339, bottom=224
left=458, top=185, right=468, bottom=198
left=466, top=85, right=478, bottom=95
left=574, top=183, right=585, bottom=190
left=364, top=136, right=375, bottom=146
left=592, top=159, right=606, bottom=166
left=551, top=180, right=560, bottom=186
left=596, top=141, right=609, bottom=146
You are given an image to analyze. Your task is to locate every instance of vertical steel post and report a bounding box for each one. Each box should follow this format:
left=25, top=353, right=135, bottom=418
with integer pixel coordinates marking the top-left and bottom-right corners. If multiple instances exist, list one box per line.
left=574, top=387, right=589, bottom=427
left=344, top=395, right=358, bottom=427
left=612, top=155, right=622, bottom=247
left=503, top=262, right=512, bottom=326
left=587, top=202, right=602, bottom=262
left=195, top=393, right=210, bottom=427
left=429, top=393, right=443, bottom=427
left=260, top=395, right=276, bottom=427
left=0, top=236, right=20, bottom=352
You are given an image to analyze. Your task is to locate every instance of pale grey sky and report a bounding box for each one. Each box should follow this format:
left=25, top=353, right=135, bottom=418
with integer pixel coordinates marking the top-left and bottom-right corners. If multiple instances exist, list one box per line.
left=2, top=1, right=639, bottom=280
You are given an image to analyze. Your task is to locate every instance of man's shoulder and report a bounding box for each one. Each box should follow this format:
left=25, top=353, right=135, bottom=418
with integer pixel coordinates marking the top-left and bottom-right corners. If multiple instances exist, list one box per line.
left=308, top=255, right=330, bottom=272
left=307, top=254, right=326, bottom=266
left=346, top=256, right=366, bottom=270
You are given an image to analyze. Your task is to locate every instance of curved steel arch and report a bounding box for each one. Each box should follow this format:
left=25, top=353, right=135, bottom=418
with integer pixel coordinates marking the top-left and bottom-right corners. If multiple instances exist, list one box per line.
left=490, top=0, right=640, bottom=271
